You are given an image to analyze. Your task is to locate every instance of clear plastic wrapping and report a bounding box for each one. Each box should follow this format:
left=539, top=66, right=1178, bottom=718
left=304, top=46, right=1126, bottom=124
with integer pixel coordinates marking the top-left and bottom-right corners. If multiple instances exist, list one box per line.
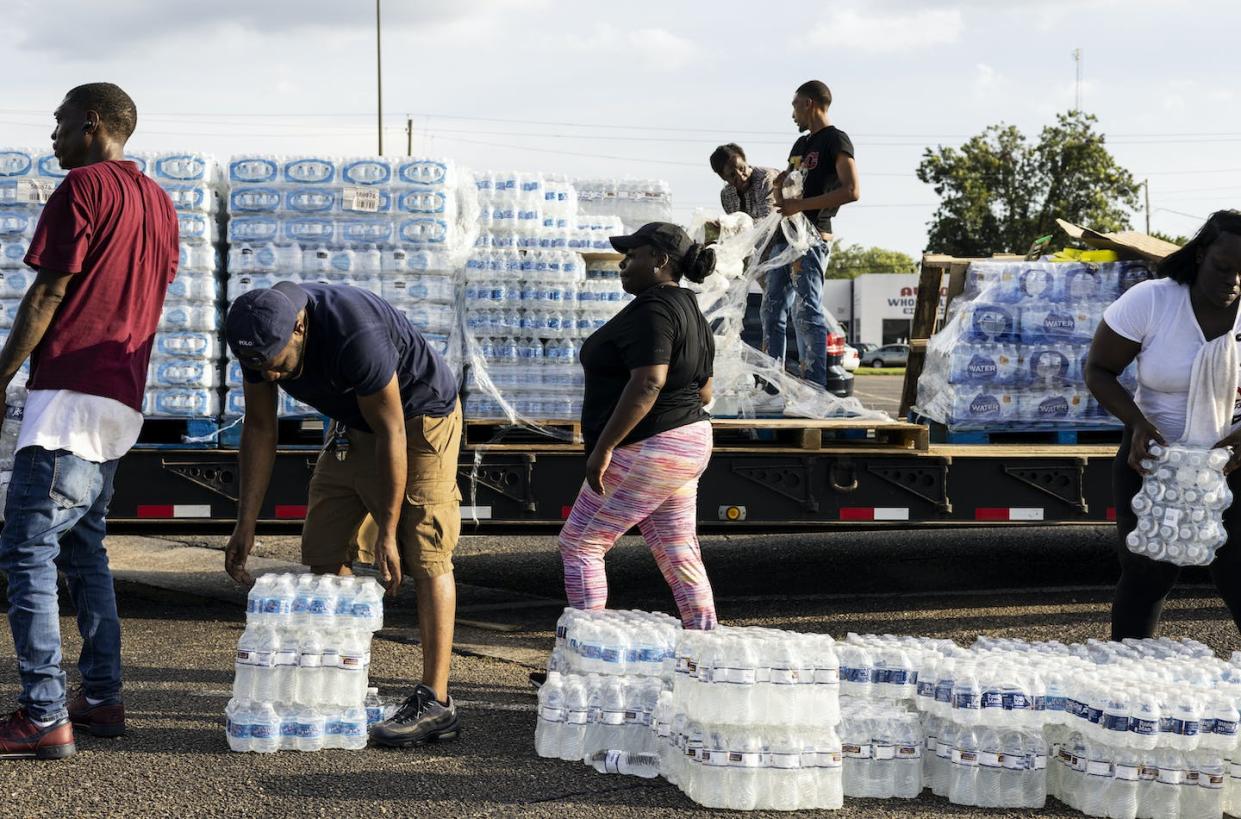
left=1127, top=444, right=1233, bottom=566
left=915, top=259, right=1151, bottom=430
left=686, top=185, right=885, bottom=421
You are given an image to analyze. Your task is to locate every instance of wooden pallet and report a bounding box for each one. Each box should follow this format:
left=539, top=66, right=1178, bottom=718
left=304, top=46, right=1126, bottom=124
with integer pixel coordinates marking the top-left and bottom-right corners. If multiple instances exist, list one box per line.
left=928, top=422, right=1122, bottom=446
left=464, top=418, right=582, bottom=446
left=710, top=417, right=929, bottom=452
left=216, top=416, right=327, bottom=449
left=133, top=417, right=221, bottom=450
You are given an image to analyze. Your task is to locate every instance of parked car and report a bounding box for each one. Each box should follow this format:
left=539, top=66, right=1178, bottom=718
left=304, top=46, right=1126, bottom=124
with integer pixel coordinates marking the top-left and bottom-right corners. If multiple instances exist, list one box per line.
left=843, top=344, right=860, bottom=372
left=866, top=344, right=910, bottom=369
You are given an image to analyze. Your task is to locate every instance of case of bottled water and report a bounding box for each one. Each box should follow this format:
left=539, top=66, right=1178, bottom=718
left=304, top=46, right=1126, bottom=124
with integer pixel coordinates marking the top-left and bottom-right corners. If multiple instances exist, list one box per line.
left=1127, top=444, right=1233, bottom=567
left=226, top=572, right=384, bottom=753
left=916, top=259, right=1150, bottom=432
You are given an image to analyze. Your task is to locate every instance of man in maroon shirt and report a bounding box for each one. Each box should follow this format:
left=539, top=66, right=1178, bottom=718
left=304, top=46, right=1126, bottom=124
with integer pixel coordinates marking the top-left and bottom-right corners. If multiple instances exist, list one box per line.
left=0, top=83, right=178, bottom=759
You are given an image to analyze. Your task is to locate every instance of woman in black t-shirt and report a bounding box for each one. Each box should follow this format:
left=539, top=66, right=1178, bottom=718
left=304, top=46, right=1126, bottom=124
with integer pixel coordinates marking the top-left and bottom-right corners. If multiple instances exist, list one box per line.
left=558, top=222, right=719, bottom=629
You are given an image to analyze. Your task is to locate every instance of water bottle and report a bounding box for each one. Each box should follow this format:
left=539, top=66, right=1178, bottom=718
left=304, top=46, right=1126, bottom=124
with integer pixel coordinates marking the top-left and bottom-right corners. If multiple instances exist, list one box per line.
left=245, top=575, right=273, bottom=623
left=561, top=677, right=589, bottom=762
left=273, top=631, right=299, bottom=703
left=250, top=628, right=279, bottom=703
left=950, top=725, right=980, bottom=806
left=339, top=705, right=368, bottom=750
left=352, top=579, right=384, bottom=632
left=320, top=634, right=342, bottom=705
left=294, top=704, right=325, bottom=752
left=291, top=575, right=316, bottom=626
left=233, top=625, right=262, bottom=700
left=225, top=699, right=252, bottom=752
left=336, top=630, right=368, bottom=705
left=298, top=630, right=325, bottom=705
left=251, top=702, right=280, bottom=753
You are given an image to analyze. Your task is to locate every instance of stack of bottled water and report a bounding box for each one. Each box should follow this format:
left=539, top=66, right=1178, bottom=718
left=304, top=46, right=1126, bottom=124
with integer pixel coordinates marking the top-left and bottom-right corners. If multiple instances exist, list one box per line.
left=535, top=670, right=666, bottom=774
left=916, top=260, right=1150, bottom=430
left=223, top=155, right=465, bottom=418
left=838, top=698, right=924, bottom=799
left=535, top=611, right=846, bottom=810
left=0, top=149, right=55, bottom=359
left=536, top=615, right=1241, bottom=816
left=141, top=152, right=226, bottom=419
left=0, top=370, right=28, bottom=520
left=574, top=178, right=673, bottom=234
left=0, top=147, right=226, bottom=421
left=913, top=633, right=1241, bottom=817
left=1128, top=444, right=1233, bottom=566
left=225, top=572, right=384, bottom=753
left=661, top=626, right=844, bottom=810
left=536, top=610, right=678, bottom=771
left=463, top=171, right=632, bottom=421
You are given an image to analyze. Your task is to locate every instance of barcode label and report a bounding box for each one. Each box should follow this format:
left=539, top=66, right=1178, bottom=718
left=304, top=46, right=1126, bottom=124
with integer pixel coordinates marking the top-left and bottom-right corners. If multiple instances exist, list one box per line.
left=342, top=187, right=380, bottom=212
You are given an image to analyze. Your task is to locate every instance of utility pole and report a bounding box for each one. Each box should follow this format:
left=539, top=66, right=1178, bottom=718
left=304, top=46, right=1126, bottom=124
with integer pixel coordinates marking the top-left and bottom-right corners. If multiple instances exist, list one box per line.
left=1144, top=179, right=1151, bottom=234
left=376, top=0, right=383, bottom=155
left=406, top=116, right=413, bottom=156
left=1072, top=48, right=1082, bottom=111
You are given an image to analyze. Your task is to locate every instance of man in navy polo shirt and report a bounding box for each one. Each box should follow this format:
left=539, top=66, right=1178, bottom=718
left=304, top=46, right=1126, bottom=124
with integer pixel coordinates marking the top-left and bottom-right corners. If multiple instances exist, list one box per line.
left=224, top=281, right=462, bottom=748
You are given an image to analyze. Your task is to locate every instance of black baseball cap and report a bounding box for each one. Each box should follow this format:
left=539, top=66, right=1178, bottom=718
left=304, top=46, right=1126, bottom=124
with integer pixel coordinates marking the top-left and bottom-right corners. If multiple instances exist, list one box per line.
left=224, top=281, right=308, bottom=366
left=609, top=222, right=694, bottom=260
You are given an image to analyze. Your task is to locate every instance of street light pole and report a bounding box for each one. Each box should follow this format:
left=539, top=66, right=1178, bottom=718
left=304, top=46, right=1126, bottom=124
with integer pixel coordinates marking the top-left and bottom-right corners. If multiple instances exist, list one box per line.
left=1144, top=179, right=1151, bottom=234
left=376, top=0, right=383, bottom=155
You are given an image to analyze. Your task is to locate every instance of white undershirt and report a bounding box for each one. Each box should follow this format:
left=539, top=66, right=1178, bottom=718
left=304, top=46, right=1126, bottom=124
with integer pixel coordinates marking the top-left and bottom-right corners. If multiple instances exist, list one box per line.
left=1102, top=277, right=1241, bottom=443
left=17, top=389, right=144, bottom=463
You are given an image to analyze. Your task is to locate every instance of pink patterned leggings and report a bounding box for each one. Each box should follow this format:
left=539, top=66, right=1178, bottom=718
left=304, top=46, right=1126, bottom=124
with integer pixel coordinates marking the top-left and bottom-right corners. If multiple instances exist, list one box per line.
left=558, top=421, right=716, bottom=629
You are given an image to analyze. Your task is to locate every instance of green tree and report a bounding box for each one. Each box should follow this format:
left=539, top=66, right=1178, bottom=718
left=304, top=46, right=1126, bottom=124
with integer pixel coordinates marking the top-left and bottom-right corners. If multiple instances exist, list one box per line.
left=1150, top=230, right=1188, bottom=246
left=917, top=110, right=1141, bottom=257
left=824, top=240, right=917, bottom=279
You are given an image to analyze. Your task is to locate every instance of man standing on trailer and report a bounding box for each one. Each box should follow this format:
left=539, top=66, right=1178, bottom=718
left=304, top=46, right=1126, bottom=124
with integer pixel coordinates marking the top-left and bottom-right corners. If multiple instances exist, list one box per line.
left=223, top=281, right=463, bottom=748
left=0, top=83, right=179, bottom=758
left=765, top=79, right=861, bottom=384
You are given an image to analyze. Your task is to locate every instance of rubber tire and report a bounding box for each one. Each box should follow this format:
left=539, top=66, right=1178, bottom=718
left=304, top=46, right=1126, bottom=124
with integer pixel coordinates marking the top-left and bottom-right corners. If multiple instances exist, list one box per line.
left=870, top=359, right=884, bottom=368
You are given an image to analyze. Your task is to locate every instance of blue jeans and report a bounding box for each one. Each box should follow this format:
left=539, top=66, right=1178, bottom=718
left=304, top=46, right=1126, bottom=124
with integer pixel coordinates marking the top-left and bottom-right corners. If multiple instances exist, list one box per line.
left=760, top=238, right=831, bottom=385
left=0, top=448, right=121, bottom=721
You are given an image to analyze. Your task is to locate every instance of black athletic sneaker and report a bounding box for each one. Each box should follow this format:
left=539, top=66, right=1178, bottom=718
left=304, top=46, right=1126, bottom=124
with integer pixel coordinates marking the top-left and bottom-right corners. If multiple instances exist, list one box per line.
left=369, top=684, right=460, bottom=748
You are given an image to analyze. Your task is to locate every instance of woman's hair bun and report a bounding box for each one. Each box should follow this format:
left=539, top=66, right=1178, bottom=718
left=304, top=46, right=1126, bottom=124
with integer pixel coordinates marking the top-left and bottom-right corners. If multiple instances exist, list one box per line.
left=681, top=243, right=716, bottom=284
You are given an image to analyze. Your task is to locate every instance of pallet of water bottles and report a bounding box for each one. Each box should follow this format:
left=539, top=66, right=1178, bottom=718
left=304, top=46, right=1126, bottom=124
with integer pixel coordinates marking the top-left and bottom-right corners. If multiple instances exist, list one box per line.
left=913, top=258, right=1150, bottom=438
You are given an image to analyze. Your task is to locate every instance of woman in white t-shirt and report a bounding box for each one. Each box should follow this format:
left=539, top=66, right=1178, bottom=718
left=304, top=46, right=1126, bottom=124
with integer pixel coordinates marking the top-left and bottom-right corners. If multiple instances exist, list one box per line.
left=1086, top=210, right=1241, bottom=639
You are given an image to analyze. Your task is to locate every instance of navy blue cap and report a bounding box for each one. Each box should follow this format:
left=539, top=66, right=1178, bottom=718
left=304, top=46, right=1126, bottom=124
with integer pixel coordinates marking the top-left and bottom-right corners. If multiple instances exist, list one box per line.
left=224, top=281, right=308, bottom=365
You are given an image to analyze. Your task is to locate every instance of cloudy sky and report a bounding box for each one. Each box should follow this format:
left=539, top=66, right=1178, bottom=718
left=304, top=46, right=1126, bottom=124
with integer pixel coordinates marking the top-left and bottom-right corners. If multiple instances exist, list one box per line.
left=5, top=0, right=1236, bottom=256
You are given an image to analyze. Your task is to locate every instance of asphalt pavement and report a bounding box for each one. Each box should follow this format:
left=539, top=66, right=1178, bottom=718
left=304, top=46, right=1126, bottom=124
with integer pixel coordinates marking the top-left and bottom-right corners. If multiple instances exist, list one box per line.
left=0, top=525, right=1237, bottom=818
left=851, top=374, right=904, bottom=417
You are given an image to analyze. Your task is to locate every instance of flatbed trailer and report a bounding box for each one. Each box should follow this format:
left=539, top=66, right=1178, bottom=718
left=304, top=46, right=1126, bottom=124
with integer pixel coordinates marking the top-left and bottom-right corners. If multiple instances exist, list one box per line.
left=106, top=253, right=1121, bottom=534
left=107, top=432, right=1119, bottom=533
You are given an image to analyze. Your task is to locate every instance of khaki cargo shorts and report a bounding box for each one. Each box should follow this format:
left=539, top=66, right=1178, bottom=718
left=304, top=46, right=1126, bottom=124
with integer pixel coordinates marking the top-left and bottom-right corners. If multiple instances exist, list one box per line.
left=301, top=401, right=462, bottom=579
